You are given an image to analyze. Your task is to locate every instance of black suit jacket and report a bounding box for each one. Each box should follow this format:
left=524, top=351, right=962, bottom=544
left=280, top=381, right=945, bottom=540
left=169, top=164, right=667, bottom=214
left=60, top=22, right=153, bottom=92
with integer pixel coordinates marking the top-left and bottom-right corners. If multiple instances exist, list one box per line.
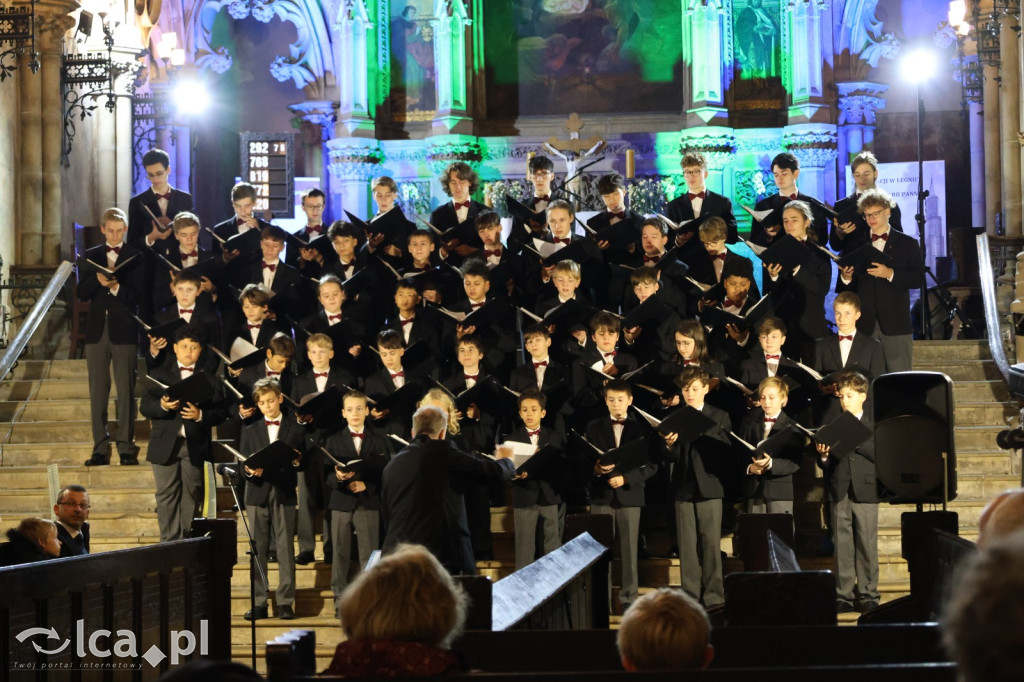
left=819, top=413, right=877, bottom=503
left=56, top=521, right=90, bottom=557
left=664, top=403, right=732, bottom=500
left=829, top=193, right=904, bottom=252
left=211, top=217, right=272, bottom=289
left=147, top=298, right=222, bottom=371
left=227, top=318, right=287, bottom=351
left=586, top=211, right=643, bottom=263
left=323, top=425, right=392, bottom=512
left=813, top=332, right=886, bottom=380
left=127, top=187, right=193, bottom=245
left=152, top=249, right=223, bottom=312
left=737, top=408, right=803, bottom=501
left=140, top=364, right=228, bottom=466
left=240, top=416, right=308, bottom=506
left=583, top=417, right=655, bottom=507
left=835, top=229, right=924, bottom=336
left=664, top=190, right=739, bottom=244
left=737, top=354, right=801, bottom=393
left=430, top=200, right=488, bottom=254
left=507, top=425, right=565, bottom=507
left=763, top=244, right=831, bottom=341
left=78, top=243, right=145, bottom=345
left=752, top=193, right=829, bottom=246
left=381, top=435, right=514, bottom=574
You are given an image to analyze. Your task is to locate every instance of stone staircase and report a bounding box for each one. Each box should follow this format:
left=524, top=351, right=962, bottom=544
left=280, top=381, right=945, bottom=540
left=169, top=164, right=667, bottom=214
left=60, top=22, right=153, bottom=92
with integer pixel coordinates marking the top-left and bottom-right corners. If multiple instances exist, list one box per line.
left=0, top=340, right=1018, bottom=673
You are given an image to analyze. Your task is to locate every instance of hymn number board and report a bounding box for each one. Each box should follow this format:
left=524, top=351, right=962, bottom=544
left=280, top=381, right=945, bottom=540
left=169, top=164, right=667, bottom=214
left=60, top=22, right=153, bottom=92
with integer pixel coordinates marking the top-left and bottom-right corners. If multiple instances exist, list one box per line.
left=240, top=132, right=296, bottom=218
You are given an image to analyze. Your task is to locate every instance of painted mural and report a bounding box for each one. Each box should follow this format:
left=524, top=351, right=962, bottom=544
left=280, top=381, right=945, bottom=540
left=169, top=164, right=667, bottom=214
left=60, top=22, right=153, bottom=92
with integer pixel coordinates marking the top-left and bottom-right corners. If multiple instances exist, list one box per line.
left=483, top=0, right=683, bottom=117
left=389, top=1, right=438, bottom=122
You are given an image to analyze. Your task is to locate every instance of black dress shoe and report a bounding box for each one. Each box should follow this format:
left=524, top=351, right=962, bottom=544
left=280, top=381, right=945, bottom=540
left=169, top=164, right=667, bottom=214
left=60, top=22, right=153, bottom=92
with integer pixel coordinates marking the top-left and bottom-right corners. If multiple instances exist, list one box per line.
left=120, top=456, right=139, bottom=466
left=84, top=454, right=110, bottom=466
left=667, top=546, right=679, bottom=559
left=860, top=600, right=880, bottom=612
left=277, top=605, right=296, bottom=620
left=244, top=606, right=268, bottom=621
left=836, top=601, right=856, bottom=614
left=295, top=551, right=315, bottom=565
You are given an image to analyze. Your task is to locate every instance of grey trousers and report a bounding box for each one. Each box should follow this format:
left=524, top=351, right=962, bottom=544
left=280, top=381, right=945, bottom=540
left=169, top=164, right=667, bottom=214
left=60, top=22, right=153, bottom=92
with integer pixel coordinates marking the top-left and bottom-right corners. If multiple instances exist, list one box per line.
left=832, top=495, right=880, bottom=603
left=591, top=505, right=641, bottom=608
left=251, top=492, right=297, bottom=609
left=85, top=323, right=137, bottom=456
left=871, top=324, right=912, bottom=374
left=513, top=504, right=562, bottom=569
left=330, top=507, right=379, bottom=605
left=676, top=499, right=724, bottom=607
left=152, top=439, right=204, bottom=542
left=748, top=499, right=794, bottom=515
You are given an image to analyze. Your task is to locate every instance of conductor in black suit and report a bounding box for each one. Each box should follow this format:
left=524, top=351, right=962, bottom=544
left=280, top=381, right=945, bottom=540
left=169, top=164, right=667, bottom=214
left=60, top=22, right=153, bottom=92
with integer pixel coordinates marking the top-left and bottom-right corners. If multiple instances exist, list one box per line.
left=835, top=189, right=924, bottom=373
left=53, top=485, right=91, bottom=557
left=380, top=405, right=515, bottom=575
left=664, top=152, right=739, bottom=246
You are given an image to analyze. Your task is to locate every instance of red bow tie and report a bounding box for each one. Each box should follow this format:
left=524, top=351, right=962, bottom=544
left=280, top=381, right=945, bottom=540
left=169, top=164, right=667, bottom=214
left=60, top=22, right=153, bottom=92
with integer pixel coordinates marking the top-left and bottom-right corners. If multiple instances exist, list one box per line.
left=527, top=429, right=540, bottom=437
left=179, top=308, right=193, bottom=315
left=871, top=232, right=889, bottom=242
left=683, top=359, right=698, bottom=366
left=764, top=417, right=776, bottom=423
left=181, top=250, right=198, bottom=259
left=265, top=420, right=280, bottom=427
left=839, top=334, right=854, bottom=341
left=454, top=201, right=471, bottom=210
left=604, top=351, right=617, bottom=359
left=765, top=354, right=780, bottom=361
left=611, top=419, right=627, bottom=426
left=107, top=245, right=121, bottom=254
left=553, top=237, right=571, bottom=245
left=155, top=192, right=171, bottom=200
left=611, top=210, right=626, bottom=220
left=179, top=366, right=194, bottom=374
left=643, top=254, right=660, bottom=263
left=723, top=298, right=744, bottom=308
left=237, top=218, right=248, bottom=226
left=328, top=313, right=343, bottom=322
left=267, top=371, right=281, bottom=377
left=786, top=193, right=798, bottom=200
left=351, top=432, right=364, bottom=439
left=484, top=249, right=502, bottom=258
left=711, top=252, right=726, bottom=261
left=390, top=371, right=404, bottom=379
left=470, top=302, right=485, bottom=310
left=533, top=360, right=548, bottom=368
left=400, top=318, right=414, bottom=326
left=313, top=372, right=328, bottom=378
left=535, top=195, right=550, bottom=202
left=688, top=191, right=706, bottom=200
left=464, top=374, right=478, bottom=381
left=248, top=323, right=261, bottom=330
left=306, top=225, right=321, bottom=235
left=262, top=262, right=277, bottom=271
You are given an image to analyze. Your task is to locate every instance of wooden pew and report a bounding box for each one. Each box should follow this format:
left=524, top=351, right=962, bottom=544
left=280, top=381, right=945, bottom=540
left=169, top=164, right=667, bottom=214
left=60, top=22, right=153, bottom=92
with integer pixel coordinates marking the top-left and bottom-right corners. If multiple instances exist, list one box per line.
left=266, top=629, right=955, bottom=682
left=0, top=518, right=236, bottom=682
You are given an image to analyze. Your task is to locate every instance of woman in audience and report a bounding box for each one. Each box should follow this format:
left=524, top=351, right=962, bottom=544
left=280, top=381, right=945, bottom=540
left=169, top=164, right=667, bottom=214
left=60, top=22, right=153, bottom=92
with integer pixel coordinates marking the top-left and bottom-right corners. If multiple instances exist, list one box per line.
left=324, top=543, right=469, bottom=677
left=0, top=517, right=62, bottom=566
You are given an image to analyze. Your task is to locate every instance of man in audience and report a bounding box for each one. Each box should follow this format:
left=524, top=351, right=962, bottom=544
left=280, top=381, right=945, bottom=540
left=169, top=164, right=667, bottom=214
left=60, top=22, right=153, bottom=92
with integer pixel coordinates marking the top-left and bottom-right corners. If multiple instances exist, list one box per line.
left=943, top=529, right=1024, bottom=682
left=617, top=588, right=714, bottom=671
left=53, top=485, right=91, bottom=557
left=977, top=488, right=1024, bottom=547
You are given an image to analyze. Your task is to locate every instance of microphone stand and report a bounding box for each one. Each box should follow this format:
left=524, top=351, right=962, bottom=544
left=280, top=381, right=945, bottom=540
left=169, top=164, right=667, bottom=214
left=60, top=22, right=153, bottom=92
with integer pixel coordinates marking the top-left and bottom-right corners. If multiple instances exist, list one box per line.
left=551, top=156, right=605, bottom=206
left=220, top=465, right=267, bottom=669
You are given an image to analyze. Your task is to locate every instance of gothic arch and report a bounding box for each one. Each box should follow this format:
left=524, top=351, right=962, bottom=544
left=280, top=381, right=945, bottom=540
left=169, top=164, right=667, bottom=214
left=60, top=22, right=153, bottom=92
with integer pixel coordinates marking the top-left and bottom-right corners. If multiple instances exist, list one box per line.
left=183, top=0, right=337, bottom=96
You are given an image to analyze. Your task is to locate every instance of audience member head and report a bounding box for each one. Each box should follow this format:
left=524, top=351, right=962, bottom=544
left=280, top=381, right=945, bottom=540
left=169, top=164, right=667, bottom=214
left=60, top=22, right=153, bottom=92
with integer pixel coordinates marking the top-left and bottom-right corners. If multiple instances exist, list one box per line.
left=942, top=529, right=1024, bottom=682
left=978, top=489, right=1024, bottom=547
left=616, top=588, right=713, bottom=671
left=9, top=517, right=61, bottom=558
left=54, top=485, right=90, bottom=531
left=340, top=543, right=468, bottom=648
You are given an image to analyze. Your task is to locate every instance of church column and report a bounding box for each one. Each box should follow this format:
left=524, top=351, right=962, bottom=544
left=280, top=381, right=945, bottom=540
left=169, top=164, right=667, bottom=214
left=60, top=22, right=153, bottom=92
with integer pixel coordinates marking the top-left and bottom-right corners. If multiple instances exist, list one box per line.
left=683, top=0, right=729, bottom=126
left=784, top=0, right=829, bottom=123
left=333, top=0, right=374, bottom=137
left=835, top=82, right=887, bottom=197
left=430, top=0, right=473, bottom=134
left=998, top=10, right=1021, bottom=236
left=325, top=140, right=384, bottom=219
left=289, top=100, right=338, bottom=216
left=16, top=0, right=77, bottom=266
left=783, top=126, right=839, bottom=204
left=983, top=61, right=1002, bottom=233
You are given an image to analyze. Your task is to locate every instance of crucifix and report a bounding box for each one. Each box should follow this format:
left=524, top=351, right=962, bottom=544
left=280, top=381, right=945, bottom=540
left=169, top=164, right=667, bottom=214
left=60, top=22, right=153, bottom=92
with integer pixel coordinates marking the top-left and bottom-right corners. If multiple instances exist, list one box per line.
left=543, top=113, right=605, bottom=207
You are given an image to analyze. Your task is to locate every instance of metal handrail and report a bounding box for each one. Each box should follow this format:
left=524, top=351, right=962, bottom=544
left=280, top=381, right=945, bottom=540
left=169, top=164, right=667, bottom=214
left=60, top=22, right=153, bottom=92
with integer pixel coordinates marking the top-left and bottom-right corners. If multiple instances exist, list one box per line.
left=976, top=233, right=1011, bottom=383
left=0, top=261, right=74, bottom=385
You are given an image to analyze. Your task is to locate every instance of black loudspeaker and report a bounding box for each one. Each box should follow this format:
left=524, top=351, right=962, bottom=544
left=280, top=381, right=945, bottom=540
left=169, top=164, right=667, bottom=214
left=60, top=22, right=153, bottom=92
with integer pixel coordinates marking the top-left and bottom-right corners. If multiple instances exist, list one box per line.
left=873, top=371, right=957, bottom=503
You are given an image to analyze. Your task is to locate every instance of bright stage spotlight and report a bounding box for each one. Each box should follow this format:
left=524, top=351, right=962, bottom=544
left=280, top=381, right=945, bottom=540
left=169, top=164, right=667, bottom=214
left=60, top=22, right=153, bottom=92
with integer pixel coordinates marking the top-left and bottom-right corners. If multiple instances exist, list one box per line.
left=174, top=79, right=211, bottom=116
left=901, top=48, right=938, bottom=84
